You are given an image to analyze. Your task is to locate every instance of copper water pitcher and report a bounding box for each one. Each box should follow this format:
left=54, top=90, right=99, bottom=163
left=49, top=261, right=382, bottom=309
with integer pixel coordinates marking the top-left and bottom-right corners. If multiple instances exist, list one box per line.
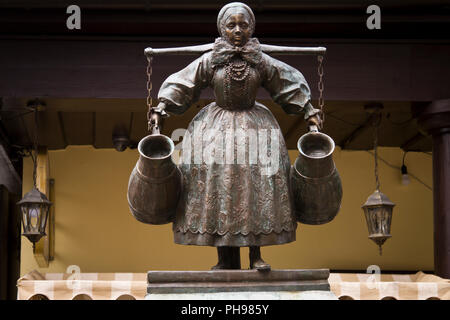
left=127, top=130, right=182, bottom=225
left=290, top=126, right=343, bottom=225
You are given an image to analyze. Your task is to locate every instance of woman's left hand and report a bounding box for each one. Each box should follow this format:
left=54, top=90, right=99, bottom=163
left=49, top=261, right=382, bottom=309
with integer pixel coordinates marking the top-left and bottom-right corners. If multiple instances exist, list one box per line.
left=307, top=113, right=323, bottom=130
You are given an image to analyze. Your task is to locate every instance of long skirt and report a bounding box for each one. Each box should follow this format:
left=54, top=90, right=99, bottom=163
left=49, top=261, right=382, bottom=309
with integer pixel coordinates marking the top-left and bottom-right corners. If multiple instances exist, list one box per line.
left=173, top=102, right=297, bottom=247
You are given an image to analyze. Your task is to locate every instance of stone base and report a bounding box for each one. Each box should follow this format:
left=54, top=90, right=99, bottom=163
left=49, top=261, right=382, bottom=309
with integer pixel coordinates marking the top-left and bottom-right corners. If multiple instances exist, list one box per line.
left=145, top=290, right=338, bottom=300
left=146, top=269, right=335, bottom=299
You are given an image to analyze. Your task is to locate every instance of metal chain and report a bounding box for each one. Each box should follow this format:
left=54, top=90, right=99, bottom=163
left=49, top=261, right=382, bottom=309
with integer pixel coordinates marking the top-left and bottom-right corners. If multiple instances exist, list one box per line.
left=146, top=56, right=153, bottom=132
left=373, top=121, right=381, bottom=191
left=32, top=108, right=39, bottom=188
left=317, top=55, right=325, bottom=124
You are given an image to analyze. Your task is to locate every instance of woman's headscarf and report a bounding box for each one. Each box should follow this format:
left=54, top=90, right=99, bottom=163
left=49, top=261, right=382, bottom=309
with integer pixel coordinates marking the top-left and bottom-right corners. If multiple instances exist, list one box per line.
left=217, top=2, right=255, bottom=37
left=212, top=3, right=261, bottom=66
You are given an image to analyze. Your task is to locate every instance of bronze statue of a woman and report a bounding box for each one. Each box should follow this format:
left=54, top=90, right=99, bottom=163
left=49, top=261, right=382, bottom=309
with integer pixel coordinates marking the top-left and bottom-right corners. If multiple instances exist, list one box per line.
left=147, top=2, right=322, bottom=271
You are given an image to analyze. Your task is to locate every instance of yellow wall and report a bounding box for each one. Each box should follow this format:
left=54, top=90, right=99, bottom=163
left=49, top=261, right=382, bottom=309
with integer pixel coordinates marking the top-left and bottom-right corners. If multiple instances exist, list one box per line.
left=20, top=145, right=433, bottom=275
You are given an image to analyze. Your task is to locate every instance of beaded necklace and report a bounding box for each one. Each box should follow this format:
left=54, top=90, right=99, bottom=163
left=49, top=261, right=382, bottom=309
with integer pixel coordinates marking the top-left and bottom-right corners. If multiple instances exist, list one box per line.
left=223, top=58, right=251, bottom=109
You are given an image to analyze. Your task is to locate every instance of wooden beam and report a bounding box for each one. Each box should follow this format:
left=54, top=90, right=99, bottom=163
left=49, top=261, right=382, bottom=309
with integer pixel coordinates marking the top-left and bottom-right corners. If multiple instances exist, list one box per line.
left=1, top=41, right=450, bottom=101
left=33, top=147, right=54, bottom=267
left=0, top=186, right=9, bottom=299
left=284, top=117, right=305, bottom=143
left=57, top=111, right=68, bottom=147
left=0, top=2, right=448, bottom=40
left=0, top=145, right=21, bottom=195
left=338, top=115, right=372, bottom=149
left=0, top=184, right=22, bottom=300
left=416, top=99, right=450, bottom=278
left=401, top=132, right=427, bottom=151
left=48, top=179, right=55, bottom=262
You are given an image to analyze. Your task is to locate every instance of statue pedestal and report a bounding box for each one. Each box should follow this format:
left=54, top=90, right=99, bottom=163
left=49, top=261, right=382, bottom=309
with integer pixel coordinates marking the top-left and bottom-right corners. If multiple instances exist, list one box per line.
left=145, top=269, right=337, bottom=300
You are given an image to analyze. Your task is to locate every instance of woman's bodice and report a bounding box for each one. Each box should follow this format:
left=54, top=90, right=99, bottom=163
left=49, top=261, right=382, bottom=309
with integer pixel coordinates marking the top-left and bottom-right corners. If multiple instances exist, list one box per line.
left=213, top=59, right=261, bottom=111
left=158, top=47, right=313, bottom=117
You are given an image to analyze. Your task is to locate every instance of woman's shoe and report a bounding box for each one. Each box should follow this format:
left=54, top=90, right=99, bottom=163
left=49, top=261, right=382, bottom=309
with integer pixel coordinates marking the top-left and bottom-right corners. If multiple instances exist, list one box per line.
left=250, top=258, right=271, bottom=271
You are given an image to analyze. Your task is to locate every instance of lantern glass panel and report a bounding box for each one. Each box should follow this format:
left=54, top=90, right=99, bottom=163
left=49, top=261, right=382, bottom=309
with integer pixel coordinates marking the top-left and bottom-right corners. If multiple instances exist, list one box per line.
left=40, top=205, right=49, bottom=232
left=364, top=206, right=393, bottom=236
left=381, top=207, right=392, bottom=234
left=364, top=207, right=375, bottom=234
left=21, top=205, right=29, bottom=232
left=29, top=204, right=40, bottom=229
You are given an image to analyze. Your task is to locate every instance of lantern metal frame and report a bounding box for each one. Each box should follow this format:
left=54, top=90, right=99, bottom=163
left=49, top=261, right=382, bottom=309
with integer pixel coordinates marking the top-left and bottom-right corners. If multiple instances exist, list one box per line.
left=17, top=187, right=52, bottom=247
left=361, top=104, right=395, bottom=255
left=362, top=190, right=395, bottom=255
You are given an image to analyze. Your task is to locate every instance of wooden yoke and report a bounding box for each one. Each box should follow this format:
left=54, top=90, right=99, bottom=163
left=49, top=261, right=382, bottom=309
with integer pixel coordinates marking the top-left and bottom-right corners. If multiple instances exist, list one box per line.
left=33, top=147, right=55, bottom=267
left=144, top=43, right=326, bottom=57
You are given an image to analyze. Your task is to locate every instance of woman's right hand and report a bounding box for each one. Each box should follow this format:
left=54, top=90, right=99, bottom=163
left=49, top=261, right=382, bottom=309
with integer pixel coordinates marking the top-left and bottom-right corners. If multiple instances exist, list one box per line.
left=149, top=102, right=168, bottom=133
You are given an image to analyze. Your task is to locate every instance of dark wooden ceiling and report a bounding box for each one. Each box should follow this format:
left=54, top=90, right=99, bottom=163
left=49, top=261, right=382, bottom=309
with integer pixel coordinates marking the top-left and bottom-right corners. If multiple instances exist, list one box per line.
left=1, top=0, right=449, bottom=40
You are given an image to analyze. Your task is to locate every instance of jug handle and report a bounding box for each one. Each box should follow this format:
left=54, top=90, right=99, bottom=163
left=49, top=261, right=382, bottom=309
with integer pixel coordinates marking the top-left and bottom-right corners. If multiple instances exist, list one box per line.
left=309, top=125, right=319, bottom=133
left=151, top=126, right=160, bottom=135
left=149, top=109, right=162, bottom=135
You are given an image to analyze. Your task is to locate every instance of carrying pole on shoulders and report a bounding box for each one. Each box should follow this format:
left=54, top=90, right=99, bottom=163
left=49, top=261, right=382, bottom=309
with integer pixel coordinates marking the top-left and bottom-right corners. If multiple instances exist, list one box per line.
left=144, top=43, right=326, bottom=57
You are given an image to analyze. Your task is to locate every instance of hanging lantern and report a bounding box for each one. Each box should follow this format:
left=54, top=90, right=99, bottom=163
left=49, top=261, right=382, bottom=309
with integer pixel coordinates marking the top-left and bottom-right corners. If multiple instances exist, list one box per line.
left=362, top=104, right=395, bottom=255
left=362, top=190, right=395, bottom=255
left=17, top=102, right=52, bottom=249
left=17, top=187, right=52, bottom=246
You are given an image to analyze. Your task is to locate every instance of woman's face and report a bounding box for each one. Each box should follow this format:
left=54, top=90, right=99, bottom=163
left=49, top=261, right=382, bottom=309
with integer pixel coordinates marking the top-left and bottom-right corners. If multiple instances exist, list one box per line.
left=224, top=12, right=251, bottom=47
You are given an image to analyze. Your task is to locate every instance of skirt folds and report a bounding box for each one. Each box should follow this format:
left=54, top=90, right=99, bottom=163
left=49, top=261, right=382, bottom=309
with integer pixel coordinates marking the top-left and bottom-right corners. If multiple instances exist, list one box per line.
left=173, top=102, right=297, bottom=246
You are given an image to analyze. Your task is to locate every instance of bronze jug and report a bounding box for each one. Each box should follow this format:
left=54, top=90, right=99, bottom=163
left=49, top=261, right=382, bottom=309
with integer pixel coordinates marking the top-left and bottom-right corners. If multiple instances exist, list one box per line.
left=290, top=126, right=342, bottom=225
left=127, top=131, right=182, bottom=225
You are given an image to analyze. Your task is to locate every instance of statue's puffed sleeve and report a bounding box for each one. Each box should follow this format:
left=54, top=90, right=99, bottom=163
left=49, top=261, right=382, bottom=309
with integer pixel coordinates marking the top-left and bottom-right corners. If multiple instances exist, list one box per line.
left=261, top=53, right=320, bottom=120
left=158, top=52, right=213, bottom=115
